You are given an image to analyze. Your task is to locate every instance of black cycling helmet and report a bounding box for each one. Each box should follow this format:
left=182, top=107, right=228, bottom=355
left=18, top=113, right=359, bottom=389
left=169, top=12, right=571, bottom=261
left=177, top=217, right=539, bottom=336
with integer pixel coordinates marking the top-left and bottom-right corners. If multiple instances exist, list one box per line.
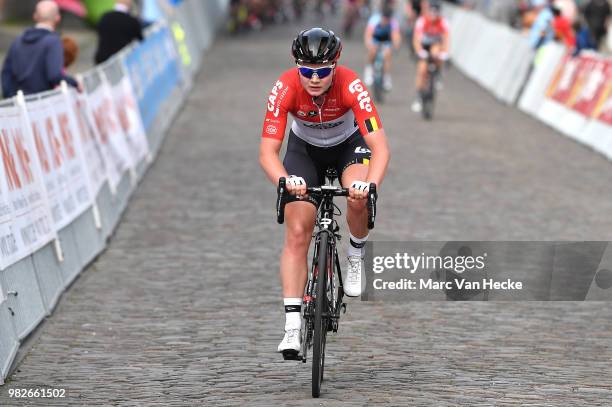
left=292, top=28, right=342, bottom=65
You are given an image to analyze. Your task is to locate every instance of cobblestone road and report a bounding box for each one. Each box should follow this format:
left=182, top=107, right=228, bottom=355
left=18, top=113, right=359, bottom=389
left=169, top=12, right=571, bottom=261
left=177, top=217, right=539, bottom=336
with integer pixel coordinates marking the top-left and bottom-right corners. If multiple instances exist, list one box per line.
left=1, top=13, right=612, bottom=406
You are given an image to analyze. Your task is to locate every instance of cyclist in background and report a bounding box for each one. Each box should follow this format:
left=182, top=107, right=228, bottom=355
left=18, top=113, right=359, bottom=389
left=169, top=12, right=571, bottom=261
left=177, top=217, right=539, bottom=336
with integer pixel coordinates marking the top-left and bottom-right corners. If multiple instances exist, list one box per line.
left=406, top=0, right=422, bottom=20
left=405, top=0, right=423, bottom=56
left=259, top=28, right=390, bottom=356
left=343, top=0, right=365, bottom=37
left=411, top=0, right=449, bottom=112
left=363, top=2, right=401, bottom=91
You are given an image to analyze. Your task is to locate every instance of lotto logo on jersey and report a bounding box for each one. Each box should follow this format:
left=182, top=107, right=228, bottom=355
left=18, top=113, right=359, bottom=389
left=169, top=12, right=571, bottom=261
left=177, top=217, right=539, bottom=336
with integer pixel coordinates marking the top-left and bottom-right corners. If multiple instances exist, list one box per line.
left=267, top=80, right=286, bottom=118
left=348, top=78, right=373, bottom=112
left=265, top=124, right=278, bottom=135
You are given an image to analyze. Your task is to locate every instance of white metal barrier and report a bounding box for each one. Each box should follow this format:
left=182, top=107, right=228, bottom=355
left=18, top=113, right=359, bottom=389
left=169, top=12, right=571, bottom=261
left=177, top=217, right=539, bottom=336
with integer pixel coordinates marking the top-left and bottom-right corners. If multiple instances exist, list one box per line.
left=445, top=3, right=612, bottom=162
left=0, top=0, right=227, bottom=383
left=446, top=6, right=533, bottom=105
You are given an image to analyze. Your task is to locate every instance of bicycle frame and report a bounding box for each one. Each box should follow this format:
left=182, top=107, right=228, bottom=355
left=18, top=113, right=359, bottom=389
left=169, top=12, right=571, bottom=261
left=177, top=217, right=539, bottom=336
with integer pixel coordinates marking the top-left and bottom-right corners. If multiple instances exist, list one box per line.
left=306, top=187, right=345, bottom=333
left=421, top=48, right=440, bottom=121
left=276, top=172, right=377, bottom=397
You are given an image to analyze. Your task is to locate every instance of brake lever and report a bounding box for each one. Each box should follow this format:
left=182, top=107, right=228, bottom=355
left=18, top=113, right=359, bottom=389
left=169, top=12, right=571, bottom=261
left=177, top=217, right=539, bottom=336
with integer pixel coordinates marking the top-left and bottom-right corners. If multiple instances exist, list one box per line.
left=367, top=183, right=377, bottom=230
left=277, top=177, right=286, bottom=224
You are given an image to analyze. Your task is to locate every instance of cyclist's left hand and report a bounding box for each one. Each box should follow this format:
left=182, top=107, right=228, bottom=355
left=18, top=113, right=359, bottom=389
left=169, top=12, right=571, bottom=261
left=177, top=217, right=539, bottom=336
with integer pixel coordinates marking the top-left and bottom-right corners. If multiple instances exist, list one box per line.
left=349, top=180, right=369, bottom=201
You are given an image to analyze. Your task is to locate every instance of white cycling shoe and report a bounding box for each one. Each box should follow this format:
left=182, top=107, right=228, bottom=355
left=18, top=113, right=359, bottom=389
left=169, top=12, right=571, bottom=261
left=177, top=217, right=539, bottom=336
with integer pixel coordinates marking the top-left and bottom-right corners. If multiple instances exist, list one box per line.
left=384, top=75, right=392, bottom=91
left=344, top=255, right=363, bottom=297
left=278, top=329, right=301, bottom=359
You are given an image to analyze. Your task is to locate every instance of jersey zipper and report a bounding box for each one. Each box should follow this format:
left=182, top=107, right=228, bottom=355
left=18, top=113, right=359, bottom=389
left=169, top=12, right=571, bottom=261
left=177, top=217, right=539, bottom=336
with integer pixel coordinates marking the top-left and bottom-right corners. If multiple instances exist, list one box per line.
left=313, top=95, right=326, bottom=146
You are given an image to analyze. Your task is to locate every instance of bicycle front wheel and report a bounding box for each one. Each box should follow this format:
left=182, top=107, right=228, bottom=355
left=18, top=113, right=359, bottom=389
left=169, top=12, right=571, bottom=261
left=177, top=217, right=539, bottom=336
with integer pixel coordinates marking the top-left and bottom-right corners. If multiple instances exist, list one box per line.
left=312, top=233, right=329, bottom=398
left=422, top=70, right=436, bottom=120
left=422, top=96, right=433, bottom=120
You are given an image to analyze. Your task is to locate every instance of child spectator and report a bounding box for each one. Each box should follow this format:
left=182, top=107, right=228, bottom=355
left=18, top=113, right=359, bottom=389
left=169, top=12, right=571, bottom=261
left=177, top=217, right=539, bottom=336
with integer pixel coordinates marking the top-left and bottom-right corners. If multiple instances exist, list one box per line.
left=552, top=6, right=576, bottom=49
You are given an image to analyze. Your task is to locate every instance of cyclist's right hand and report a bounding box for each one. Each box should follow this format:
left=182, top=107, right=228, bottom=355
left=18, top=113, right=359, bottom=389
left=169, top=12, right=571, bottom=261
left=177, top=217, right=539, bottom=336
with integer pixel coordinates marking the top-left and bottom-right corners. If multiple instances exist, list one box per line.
left=286, top=175, right=307, bottom=196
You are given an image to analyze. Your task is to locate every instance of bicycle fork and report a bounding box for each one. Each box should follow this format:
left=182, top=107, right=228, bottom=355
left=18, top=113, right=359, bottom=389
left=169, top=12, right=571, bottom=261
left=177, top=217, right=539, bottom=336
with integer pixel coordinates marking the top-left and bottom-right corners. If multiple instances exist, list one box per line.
left=301, top=230, right=346, bottom=362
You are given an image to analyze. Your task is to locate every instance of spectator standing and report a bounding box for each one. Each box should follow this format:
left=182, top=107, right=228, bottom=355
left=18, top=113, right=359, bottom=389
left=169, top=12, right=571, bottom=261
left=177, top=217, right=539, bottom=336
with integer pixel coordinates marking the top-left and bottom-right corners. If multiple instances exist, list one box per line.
left=62, top=36, right=79, bottom=69
left=1, top=0, right=79, bottom=98
left=582, top=0, right=611, bottom=50
left=554, top=0, right=577, bottom=22
left=573, top=17, right=597, bottom=54
left=528, top=0, right=555, bottom=49
left=552, top=6, right=576, bottom=48
left=94, top=0, right=143, bottom=64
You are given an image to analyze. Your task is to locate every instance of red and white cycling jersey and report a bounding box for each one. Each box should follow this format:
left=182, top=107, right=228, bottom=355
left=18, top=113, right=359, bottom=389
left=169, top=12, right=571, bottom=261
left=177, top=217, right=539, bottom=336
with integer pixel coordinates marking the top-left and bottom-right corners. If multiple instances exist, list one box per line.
left=261, top=66, right=383, bottom=147
left=414, top=15, right=450, bottom=38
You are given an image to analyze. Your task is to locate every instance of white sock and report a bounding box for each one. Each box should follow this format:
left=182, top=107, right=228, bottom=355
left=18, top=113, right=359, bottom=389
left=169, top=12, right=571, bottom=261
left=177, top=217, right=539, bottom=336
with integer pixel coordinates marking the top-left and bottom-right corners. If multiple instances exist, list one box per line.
left=348, top=233, right=368, bottom=258
left=283, top=298, right=302, bottom=331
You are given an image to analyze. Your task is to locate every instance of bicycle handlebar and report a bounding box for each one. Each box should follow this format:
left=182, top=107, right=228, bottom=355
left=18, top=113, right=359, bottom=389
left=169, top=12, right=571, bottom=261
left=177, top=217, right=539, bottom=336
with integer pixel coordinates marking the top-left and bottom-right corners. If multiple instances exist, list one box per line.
left=305, top=186, right=349, bottom=195
left=276, top=177, right=378, bottom=230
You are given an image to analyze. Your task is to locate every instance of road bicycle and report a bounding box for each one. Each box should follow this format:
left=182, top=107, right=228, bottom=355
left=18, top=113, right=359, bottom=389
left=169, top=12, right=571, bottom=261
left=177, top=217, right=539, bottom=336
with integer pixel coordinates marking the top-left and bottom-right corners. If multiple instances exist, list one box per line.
left=342, top=0, right=361, bottom=38
left=276, top=169, right=377, bottom=397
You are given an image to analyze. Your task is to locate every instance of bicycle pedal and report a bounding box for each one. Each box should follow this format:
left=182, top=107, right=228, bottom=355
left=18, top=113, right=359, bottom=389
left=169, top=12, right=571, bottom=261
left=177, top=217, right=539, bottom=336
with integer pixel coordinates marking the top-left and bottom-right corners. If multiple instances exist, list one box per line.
left=341, top=303, right=347, bottom=314
left=281, top=350, right=300, bottom=361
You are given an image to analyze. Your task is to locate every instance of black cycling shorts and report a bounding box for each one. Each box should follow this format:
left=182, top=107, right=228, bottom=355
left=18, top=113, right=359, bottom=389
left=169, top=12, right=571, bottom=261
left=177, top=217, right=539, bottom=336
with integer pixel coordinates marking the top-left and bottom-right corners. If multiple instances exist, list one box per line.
left=422, top=35, right=443, bottom=48
left=283, top=129, right=371, bottom=207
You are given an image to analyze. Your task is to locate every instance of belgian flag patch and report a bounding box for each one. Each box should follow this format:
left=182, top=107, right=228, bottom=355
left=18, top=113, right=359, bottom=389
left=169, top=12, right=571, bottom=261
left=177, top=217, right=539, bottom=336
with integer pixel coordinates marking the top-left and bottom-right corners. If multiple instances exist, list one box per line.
left=364, top=117, right=379, bottom=133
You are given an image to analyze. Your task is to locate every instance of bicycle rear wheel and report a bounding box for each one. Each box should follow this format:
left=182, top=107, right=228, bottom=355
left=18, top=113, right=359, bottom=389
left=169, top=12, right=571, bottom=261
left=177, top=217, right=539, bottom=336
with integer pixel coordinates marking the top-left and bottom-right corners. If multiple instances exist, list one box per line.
left=422, top=96, right=433, bottom=120
left=312, top=233, right=329, bottom=398
left=422, top=67, right=436, bottom=120
left=422, top=83, right=434, bottom=121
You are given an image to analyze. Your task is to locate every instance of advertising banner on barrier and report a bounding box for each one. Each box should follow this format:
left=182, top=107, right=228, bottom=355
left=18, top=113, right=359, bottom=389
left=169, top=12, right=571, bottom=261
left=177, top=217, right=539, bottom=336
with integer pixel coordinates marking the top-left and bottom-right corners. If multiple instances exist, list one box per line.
left=593, top=61, right=612, bottom=126
left=0, top=170, right=15, bottom=269
left=567, top=56, right=607, bottom=117
left=125, top=25, right=180, bottom=130
left=86, top=80, right=131, bottom=190
left=546, top=54, right=584, bottom=105
left=72, top=93, right=108, bottom=196
left=109, top=76, right=150, bottom=165
left=0, top=105, right=55, bottom=269
left=26, top=94, right=92, bottom=231
left=546, top=53, right=612, bottom=119
left=52, top=94, right=94, bottom=218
